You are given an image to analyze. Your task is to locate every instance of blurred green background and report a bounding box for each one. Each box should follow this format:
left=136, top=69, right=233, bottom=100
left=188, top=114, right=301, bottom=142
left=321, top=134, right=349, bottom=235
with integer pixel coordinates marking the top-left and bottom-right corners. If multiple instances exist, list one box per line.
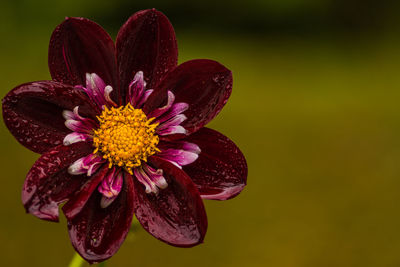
left=2, top=0, right=400, bottom=266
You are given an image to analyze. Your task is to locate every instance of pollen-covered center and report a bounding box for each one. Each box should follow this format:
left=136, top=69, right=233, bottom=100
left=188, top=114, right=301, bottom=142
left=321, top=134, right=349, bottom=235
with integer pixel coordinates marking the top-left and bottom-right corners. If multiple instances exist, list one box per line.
left=93, top=103, right=159, bottom=174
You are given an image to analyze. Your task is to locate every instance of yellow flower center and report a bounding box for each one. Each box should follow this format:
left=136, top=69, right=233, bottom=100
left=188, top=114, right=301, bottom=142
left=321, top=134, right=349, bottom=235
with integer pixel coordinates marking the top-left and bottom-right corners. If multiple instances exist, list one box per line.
left=93, top=103, right=160, bottom=174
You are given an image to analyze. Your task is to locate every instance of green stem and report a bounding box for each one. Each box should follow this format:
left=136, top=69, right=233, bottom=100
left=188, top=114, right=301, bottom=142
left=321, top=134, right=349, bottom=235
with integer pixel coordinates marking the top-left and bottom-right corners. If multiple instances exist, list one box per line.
left=68, top=252, right=107, bottom=267
left=68, top=253, right=84, bottom=267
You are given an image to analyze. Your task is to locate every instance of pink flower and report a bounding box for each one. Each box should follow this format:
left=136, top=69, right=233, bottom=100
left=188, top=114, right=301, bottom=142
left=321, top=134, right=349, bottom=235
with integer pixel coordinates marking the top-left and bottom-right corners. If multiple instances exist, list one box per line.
left=2, top=9, right=247, bottom=263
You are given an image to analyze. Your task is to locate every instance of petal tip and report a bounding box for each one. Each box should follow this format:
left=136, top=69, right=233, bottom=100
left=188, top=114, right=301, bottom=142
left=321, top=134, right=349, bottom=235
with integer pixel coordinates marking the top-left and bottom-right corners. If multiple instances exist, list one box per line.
left=24, top=204, right=60, bottom=222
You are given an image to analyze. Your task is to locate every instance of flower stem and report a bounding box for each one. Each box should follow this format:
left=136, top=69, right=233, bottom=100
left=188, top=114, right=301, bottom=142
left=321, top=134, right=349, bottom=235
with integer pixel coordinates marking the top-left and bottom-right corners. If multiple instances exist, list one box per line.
left=68, top=253, right=84, bottom=267
left=68, top=252, right=107, bottom=267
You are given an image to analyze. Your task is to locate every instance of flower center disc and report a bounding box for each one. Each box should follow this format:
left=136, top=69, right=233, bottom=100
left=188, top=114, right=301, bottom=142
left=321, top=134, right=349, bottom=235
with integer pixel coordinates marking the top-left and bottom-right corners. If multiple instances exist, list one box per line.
left=93, top=103, right=159, bottom=174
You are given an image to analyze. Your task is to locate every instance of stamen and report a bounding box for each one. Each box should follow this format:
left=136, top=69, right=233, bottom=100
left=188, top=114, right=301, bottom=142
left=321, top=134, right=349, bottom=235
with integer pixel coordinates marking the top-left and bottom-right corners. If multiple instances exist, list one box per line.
left=93, top=103, right=159, bottom=173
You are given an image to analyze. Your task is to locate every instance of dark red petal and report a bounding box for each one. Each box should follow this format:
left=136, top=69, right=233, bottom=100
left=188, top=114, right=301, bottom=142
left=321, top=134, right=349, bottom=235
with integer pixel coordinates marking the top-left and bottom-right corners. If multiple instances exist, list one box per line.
left=22, top=142, right=93, bottom=222
left=48, top=17, right=119, bottom=101
left=183, top=128, right=247, bottom=200
left=116, top=9, right=178, bottom=101
left=144, top=59, right=232, bottom=135
left=67, top=173, right=134, bottom=264
left=133, top=156, right=207, bottom=247
left=2, top=81, right=98, bottom=154
left=62, top=165, right=108, bottom=220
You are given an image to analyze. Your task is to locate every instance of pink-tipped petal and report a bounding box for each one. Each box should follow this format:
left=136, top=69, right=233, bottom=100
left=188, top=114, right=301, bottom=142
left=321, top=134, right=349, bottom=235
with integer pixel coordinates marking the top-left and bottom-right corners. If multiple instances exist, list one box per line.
left=157, top=149, right=199, bottom=167
left=22, top=142, right=93, bottom=221
left=144, top=59, right=232, bottom=135
left=104, top=85, right=117, bottom=107
left=183, top=128, right=247, bottom=200
left=133, top=156, right=207, bottom=247
left=63, top=106, right=94, bottom=123
left=67, top=174, right=134, bottom=264
left=155, top=102, right=188, bottom=124
left=116, top=9, right=178, bottom=102
left=157, top=114, right=187, bottom=131
left=147, top=91, right=175, bottom=118
left=2, top=81, right=97, bottom=154
left=81, top=73, right=118, bottom=109
left=128, top=71, right=145, bottom=106
left=48, top=17, right=119, bottom=103
left=62, top=110, right=75, bottom=120
left=157, top=125, right=186, bottom=136
left=142, top=164, right=168, bottom=189
left=100, top=196, right=118, bottom=209
left=62, top=166, right=108, bottom=220
left=63, top=132, right=91, bottom=146
left=85, top=73, right=107, bottom=106
left=159, top=140, right=201, bottom=154
left=135, top=89, right=153, bottom=108
left=134, top=167, right=160, bottom=194
left=65, top=119, right=93, bottom=133
left=68, top=154, right=105, bottom=176
left=98, top=168, right=124, bottom=208
left=87, top=160, right=104, bottom=177
left=181, top=141, right=201, bottom=154
left=86, top=73, right=106, bottom=92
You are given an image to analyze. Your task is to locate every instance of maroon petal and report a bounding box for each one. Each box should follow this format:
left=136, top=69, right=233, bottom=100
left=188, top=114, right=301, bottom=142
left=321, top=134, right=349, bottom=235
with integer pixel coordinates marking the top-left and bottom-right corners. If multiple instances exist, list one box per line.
left=116, top=9, right=178, bottom=101
left=48, top=17, right=119, bottom=101
left=183, top=128, right=247, bottom=200
left=144, top=59, right=232, bottom=135
left=67, top=173, right=134, bottom=264
left=133, top=156, right=207, bottom=247
left=2, top=81, right=98, bottom=154
left=22, top=142, right=93, bottom=222
left=62, top=165, right=108, bottom=220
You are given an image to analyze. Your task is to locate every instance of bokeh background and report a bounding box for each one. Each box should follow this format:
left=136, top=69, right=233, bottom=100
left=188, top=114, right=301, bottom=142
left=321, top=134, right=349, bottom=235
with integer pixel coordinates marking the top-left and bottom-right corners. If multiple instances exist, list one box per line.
left=1, top=0, right=400, bottom=266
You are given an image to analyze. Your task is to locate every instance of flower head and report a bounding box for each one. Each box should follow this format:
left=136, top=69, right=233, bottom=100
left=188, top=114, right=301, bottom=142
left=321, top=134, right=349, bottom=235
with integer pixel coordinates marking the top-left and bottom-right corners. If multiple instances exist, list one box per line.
left=2, top=9, right=247, bottom=263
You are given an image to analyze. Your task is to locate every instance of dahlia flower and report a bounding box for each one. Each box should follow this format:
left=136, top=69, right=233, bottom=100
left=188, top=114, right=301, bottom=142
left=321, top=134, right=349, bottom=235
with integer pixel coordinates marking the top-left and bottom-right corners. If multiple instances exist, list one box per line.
left=2, top=9, right=247, bottom=263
